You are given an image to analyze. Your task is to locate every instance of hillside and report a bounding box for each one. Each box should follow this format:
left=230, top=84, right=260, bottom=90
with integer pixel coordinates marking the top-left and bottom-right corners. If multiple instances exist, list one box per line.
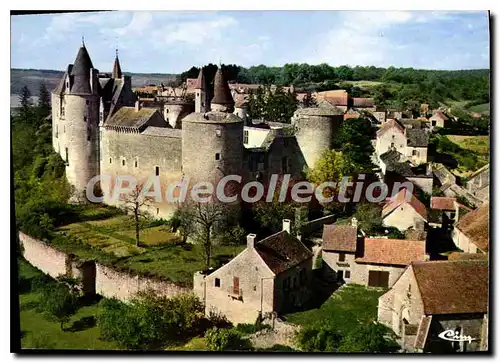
left=11, top=68, right=178, bottom=96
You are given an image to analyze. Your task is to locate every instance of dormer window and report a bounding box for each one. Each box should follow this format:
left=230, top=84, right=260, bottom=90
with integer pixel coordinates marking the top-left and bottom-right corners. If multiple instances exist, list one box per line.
left=216, top=129, right=221, bottom=137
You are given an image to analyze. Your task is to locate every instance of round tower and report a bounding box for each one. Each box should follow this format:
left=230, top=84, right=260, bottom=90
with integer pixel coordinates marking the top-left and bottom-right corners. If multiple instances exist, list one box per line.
left=291, top=106, right=344, bottom=169
left=61, top=44, right=100, bottom=202
left=182, top=66, right=244, bottom=207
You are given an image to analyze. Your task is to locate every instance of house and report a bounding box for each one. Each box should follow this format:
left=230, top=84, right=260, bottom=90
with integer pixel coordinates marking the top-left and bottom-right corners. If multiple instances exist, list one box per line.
left=321, top=221, right=358, bottom=282
left=352, top=97, right=376, bottom=111
left=405, top=129, right=429, bottom=165
left=382, top=188, right=428, bottom=232
left=321, top=219, right=426, bottom=289
left=378, top=260, right=488, bottom=352
left=466, top=164, right=489, bottom=204
left=352, top=238, right=427, bottom=288
left=379, top=150, right=433, bottom=194
left=344, top=108, right=361, bottom=120
left=193, top=220, right=313, bottom=324
left=398, top=118, right=422, bottom=129
left=452, top=203, right=489, bottom=254
left=430, top=196, right=458, bottom=226
left=375, top=119, right=407, bottom=160
left=429, top=111, right=449, bottom=129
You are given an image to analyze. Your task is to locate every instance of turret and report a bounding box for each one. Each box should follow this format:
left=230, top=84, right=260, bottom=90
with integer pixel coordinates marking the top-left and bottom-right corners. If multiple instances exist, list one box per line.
left=112, top=49, right=122, bottom=79
left=194, top=67, right=209, bottom=113
left=210, top=67, right=234, bottom=113
left=53, top=42, right=100, bottom=202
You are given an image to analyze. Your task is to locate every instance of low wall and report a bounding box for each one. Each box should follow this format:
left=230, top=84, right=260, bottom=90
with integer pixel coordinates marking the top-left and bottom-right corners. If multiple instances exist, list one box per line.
left=19, top=232, right=189, bottom=300
left=95, top=263, right=190, bottom=300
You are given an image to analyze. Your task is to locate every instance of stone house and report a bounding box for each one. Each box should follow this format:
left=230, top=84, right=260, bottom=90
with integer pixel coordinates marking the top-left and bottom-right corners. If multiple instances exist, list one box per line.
left=430, top=196, right=459, bottom=226
left=351, top=238, right=427, bottom=288
left=405, top=129, right=428, bottom=165
left=466, top=164, right=489, bottom=204
left=452, top=203, right=489, bottom=254
left=193, top=220, right=313, bottom=324
left=382, top=188, right=428, bottom=232
left=378, top=260, right=488, bottom=352
left=321, top=222, right=358, bottom=282
left=429, top=110, right=449, bottom=129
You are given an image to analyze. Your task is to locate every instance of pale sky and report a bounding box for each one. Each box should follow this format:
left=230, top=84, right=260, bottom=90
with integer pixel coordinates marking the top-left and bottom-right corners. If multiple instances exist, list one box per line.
left=11, top=10, right=490, bottom=73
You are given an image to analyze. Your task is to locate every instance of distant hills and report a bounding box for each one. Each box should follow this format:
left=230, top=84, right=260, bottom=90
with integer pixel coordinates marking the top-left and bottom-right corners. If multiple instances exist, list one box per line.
left=11, top=68, right=178, bottom=96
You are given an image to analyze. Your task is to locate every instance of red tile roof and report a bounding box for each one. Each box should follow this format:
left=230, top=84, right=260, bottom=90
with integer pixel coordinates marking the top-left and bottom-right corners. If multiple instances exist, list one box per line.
left=456, top=203, right=489, bottom=252
left=353, top=97, right=374, bottom=108
left=186, top=78, right=198, bottom=89
left=432, top=110, right=449, bottom=120
left=382, top=188, right=428, bottom=221
left=255, top=230, right=313, bottom=275
left=430, top=196, right=456, bottom=211
left=376, top=119, right=405, bottom=137
left=447, top=252, right=488, bottom=261
left=356, top=238, right=426, bottom=266
left=412, top=259, right=489, bottom=315
left=322, top=224, right=357, bottom=252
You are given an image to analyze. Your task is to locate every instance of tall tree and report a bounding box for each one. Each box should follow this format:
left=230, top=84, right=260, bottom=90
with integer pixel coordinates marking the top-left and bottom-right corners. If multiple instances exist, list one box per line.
left=37, top=81, right=51, bottom=118
left=19, top=85, right=32, bottom=120
left=120, top=185, right=155, bottom=247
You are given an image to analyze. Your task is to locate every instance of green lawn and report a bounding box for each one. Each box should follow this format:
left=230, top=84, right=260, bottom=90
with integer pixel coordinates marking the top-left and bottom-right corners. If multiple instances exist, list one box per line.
left=18, top=259, right=118, bottom=350
left=284, top=284, right=385, bottom=335
left=447, top=135, right=490, bottom=157
left=468, top=102, right=490, bottom=114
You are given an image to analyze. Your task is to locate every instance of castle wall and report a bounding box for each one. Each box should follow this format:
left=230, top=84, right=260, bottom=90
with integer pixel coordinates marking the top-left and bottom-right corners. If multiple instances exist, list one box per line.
left=100, top=128, right=183, bottom=219
left=19, top=232, right=68, bottom=278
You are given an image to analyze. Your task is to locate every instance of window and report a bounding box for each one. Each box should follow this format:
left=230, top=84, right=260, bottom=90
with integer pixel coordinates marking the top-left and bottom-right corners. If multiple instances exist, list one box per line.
left=166, top=109, right=169, bottom=113
left=84, top=116, right=87, bottom=122
left=431, top=120, right=436, bottom=126
left=368, top=271, right=389, bottom=288
left=253, top=285, right=256, bottom=291
left=155, top=166, right=159, bottom=176
left=345, top=270, right=351, bottom=279
left=61, top=106, right=65, bottom=117
left=390, top=142, right=395, bottom=148
left=215, top=153, right=220, bottom=160
left=109, top=158, right=112, bottom=164
left=86, top=100, right=90, bottom=105
left=122, top=159, right=125, bottom=166
left=243, top=130, right=249, bottom=144
left=135, top=160, right=138, bottom=168
left=55, top=125, right=58, bottom=138
left=216, top=129, right=221, bottom=137
left=99, top=112, right=103, bottom=122
left=233, top=277, right=239, bottom=295
left=156, top=208, right=159, bottom=214
left=338, top=253, right=346, bottom=262
left=87, top=127, right=91, bottom=141
left=64, top=125, right=66, bottom=133
left=65, top=148, right=69, bottom=165
left=215, top=278, right=220, bottom=287
left=392, top=134, right=395, bottom=139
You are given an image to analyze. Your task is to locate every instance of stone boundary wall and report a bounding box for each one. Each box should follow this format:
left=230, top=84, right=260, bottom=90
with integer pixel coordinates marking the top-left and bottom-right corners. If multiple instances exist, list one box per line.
left=19, top=232, right=190, bottom=300
left=95, top=263, right=190, bottom=301
left=19, top=232, right=68, bottom=278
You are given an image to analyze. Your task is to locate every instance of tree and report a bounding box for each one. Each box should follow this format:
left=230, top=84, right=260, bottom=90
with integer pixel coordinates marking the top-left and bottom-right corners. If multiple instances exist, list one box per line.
left=205, top=327, right=251, bottom=351
left=169, top=207, right=196, bottom=243
left=180, top=202, right=226, bottom=269
left=306, top=150, right=355, bottom=186
left=39, top=283, right=78, bottom=330
left=337, top=322, right=400, bottom=353
left=354, top=203, right=383, bottom=235
left=19, top=85, right=32, bottom=120
left=302, top=91, right=317, bottom=108
left=334, top=118, right=375, bottom=171
left=120, top=185, right=155, bottom=247
left=37, top=81, right=51, bottom=118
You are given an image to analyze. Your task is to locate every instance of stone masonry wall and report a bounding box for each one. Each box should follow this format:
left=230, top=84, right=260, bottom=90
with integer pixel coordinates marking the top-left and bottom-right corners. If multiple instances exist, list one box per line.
left=19, top=232, right=189, bottom=301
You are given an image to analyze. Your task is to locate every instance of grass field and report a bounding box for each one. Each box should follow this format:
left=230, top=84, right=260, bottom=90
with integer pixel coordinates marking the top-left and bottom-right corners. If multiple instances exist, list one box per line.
left=284, top=284, right=385, bottom=334
left=18, top=259, right=118, bottom=350
left=343, top=80, right=383, bottom=89
left=447, top=135, right=490, bottom=156
left=53, top=208, right=245, bottom=287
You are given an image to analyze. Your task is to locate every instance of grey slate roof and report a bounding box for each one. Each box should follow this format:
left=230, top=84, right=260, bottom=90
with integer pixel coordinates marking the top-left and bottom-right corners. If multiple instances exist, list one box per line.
left=141, top=126, right=182, bottom=138
left=106, top=107, right=159, bottom=128
left=211, top=68, right=234, bottom=106
left=69, top=45, right=94, bottom=94
left=399, top=118, right=422, bottom=129
left=406, top=129, right=429, bottom=147
left=295, top=105, right=344, bottom=116
left=182, top=111, right=243, bottom=124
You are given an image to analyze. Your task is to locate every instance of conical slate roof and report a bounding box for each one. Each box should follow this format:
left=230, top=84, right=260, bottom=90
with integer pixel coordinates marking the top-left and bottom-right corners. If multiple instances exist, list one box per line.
left=70, top=45, right=94, bottom=94
left=211, top=67, right=234, bottom=106
left=112, top=52, right=122, bottom=79
left=194, top=68, right=206, bottom=90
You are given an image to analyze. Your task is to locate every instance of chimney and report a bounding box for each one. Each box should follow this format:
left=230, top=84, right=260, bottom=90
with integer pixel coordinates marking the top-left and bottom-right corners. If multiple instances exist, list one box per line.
left=135, top=100, right=141, bottom=112
left=351, top=217, right=358, bottom=229
left=247, top=233, right=257, bottom=249
left=282, top=219, right=291, bottom=233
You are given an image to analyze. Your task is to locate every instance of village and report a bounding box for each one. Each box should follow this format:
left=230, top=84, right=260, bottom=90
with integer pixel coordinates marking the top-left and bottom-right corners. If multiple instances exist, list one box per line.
left=14, top=40, right=489, bottom=353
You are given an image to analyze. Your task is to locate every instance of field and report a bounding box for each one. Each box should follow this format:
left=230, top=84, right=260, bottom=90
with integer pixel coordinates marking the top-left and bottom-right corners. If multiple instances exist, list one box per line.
left=343, top=80, right=383, bottom=89
left=284, top=284, right=385, bottom=334
left=18, top=259, right=118, bottom=350
left=447, top=135, right=490, bottom=156
left=53, top=207, right=245, bottom=287
left=468, top=102, right=490, bottom=115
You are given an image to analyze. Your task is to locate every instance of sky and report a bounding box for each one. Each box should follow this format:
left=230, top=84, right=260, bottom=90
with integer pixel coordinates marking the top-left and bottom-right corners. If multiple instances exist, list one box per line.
left=10, top=10, right=490, bottom=74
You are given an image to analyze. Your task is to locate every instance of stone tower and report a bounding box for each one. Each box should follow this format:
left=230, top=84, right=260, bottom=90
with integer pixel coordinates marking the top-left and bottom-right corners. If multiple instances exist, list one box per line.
left=51, top=43, right=100, bottom=202
left=194, top=67, right=210, bottom=113
left=182, top=66, right=243, bottom=198
left=291, top=106, right=344, bottom=169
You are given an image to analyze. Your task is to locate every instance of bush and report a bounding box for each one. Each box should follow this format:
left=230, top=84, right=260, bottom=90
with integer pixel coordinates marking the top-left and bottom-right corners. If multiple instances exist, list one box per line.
left=337, top=322, right=400, bottom=353
left=205, top=327, right=252, bottom=351
left=296, top=327, right=343, bottom=352
left=30, top=274, right=54, bottom=292
left=39, top=283, right=79, bottom=330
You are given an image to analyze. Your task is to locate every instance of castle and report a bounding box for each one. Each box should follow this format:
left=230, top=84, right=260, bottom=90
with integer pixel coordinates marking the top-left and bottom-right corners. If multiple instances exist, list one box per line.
left=51, top=43, right=344, bottom=218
